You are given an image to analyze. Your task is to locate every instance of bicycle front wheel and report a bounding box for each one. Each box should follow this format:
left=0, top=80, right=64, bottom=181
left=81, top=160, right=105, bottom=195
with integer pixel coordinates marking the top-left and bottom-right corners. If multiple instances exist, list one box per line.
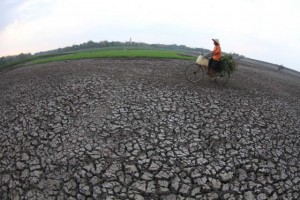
left=215, top=70, right=230, bottom=85
left=185, top=64, right=204, bottom=82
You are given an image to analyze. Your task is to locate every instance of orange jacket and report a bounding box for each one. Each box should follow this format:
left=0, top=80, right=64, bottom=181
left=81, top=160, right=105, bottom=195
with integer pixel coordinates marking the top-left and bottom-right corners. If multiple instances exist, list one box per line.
left=212, top=45, right=221, bottom=61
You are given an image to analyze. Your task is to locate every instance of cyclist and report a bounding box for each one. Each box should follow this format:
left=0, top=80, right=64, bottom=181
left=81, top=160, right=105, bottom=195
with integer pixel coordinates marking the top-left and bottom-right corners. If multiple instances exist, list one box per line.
left=208, top=39, right=222, bottom=80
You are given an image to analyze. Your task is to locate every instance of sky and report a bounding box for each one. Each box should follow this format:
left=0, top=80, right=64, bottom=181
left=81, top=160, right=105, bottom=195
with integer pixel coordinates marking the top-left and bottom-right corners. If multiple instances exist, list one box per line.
left=0, top=0, right=300, bottom=72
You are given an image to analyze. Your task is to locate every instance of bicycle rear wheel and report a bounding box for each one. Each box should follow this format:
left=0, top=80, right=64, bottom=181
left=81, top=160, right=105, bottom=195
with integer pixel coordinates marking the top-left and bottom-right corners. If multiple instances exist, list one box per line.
left=215, top=70, right=230, bottom=85
left=185, top=64, right=204, bottom=82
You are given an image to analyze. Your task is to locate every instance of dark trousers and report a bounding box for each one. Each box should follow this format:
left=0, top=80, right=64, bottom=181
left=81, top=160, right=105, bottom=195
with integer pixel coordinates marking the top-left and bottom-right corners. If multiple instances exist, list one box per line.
left=208, top=58, right=220, bottom=72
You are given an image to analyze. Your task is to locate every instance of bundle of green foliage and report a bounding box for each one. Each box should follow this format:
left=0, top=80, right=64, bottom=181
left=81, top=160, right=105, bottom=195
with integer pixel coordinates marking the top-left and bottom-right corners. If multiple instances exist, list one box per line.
left=220, top=54, right=237, bottom=75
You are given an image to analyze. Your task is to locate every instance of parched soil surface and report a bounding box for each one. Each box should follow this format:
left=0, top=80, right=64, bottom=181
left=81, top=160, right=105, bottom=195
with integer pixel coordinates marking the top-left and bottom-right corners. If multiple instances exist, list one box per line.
left=0, top=59, right=300, bottom=200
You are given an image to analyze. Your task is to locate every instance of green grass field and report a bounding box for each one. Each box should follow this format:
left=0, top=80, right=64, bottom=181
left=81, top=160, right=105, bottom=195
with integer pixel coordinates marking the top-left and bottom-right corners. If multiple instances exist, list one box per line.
left=28, top=50, right=196, bottom=65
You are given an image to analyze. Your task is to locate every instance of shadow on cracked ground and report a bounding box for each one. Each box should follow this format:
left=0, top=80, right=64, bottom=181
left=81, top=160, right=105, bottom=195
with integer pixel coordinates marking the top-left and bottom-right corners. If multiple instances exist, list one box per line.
left=0, top=59, right=300, bottom=199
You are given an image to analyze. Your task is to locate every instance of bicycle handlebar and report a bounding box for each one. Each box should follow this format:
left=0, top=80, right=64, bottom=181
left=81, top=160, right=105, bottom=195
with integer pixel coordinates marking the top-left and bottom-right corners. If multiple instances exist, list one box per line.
left=204, top=54, right=212, bottom=58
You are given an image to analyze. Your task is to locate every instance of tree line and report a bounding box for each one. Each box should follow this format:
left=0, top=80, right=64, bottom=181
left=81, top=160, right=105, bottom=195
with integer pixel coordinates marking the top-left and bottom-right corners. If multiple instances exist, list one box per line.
left=34, top=40, right=211, bottom=55
left=0, top=53, right=32, bottom=66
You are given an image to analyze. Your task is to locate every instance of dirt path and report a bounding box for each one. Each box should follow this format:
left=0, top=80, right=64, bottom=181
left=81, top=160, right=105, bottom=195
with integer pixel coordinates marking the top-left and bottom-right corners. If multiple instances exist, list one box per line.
left=1, top=59, right=300, bottom=199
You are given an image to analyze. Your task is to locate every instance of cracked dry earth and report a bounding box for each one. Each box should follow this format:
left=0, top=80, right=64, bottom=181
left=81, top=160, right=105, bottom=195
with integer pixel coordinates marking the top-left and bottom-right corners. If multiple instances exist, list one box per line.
left=0, top=59, right=300, bottom=200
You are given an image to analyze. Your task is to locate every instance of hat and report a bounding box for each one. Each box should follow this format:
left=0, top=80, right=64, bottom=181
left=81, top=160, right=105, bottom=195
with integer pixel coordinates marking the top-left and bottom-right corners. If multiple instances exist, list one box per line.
left=212, top=39, right=220, bottom=45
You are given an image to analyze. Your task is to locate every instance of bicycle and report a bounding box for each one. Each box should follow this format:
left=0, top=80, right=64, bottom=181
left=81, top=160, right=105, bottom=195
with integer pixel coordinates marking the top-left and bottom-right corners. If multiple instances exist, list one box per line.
left=185, top=55, right=230, bottom=85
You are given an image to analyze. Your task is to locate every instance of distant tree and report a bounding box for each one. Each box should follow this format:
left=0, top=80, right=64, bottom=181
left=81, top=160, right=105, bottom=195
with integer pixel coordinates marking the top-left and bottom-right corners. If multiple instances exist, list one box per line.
left=99, top=40, right=109, bottom=47
left=0, top=57, right=5, bottom=65
left=277, top=65, right=284, bottom=71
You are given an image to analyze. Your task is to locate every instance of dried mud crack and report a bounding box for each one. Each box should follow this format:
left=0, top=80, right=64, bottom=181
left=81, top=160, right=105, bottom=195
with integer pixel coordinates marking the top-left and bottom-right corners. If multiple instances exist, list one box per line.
left=0, top=59, right=300, bottom=199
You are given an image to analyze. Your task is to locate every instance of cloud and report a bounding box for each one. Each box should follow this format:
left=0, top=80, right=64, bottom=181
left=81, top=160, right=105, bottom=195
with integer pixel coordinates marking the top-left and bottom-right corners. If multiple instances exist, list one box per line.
left=0, top=0, right=24, bottom=32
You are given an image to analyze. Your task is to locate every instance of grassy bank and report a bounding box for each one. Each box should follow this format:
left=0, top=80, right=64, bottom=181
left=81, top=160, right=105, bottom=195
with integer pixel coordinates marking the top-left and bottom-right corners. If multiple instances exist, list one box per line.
left=0, top=53, right=73, bottom=71
left=28, top=50, right=196, bottom=65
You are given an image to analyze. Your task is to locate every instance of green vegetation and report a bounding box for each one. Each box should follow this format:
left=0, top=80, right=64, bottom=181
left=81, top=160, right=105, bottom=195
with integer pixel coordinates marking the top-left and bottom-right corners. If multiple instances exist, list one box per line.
left=0, top=41, right=210, bottom=70
left=0, top=40, right=244, bottom=70
left=28, top=50, right=195, bottom=65
left=34, top=40, right=209, bottom=56
left=0, top=53, right=73, bottom=71
left=220, top=54, right=238, bottom=75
